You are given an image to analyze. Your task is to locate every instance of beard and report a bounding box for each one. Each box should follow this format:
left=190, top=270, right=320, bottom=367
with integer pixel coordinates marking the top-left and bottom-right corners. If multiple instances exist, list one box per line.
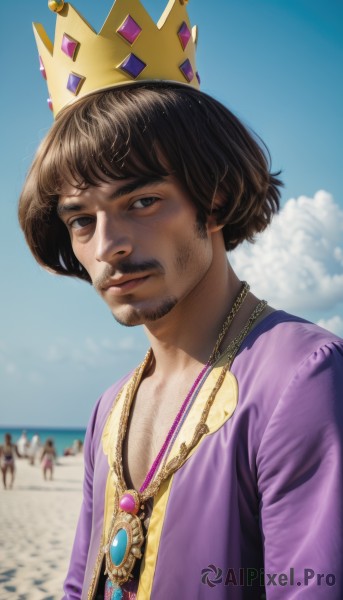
left=112, top=296, right=178, bottom=327
left=92, top=258, right=177, bottom=326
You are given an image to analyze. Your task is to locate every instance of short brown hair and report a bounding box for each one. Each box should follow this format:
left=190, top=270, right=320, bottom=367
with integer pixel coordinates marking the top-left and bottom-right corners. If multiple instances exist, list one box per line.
left=18, top=84, right=282, bottom=283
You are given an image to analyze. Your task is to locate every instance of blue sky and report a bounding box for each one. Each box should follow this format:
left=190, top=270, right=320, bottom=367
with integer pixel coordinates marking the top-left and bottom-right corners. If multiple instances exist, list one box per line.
left=0, top=0, right=342, bottom=427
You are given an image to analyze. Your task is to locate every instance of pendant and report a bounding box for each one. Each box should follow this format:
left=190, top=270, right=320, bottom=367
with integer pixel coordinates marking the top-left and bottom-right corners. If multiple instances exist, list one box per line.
left=105, top=491, right=144, bottom=587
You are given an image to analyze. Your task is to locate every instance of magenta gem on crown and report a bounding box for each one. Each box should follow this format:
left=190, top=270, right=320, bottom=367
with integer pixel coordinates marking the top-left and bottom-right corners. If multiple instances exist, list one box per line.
left=39, top=56, right=47, bottom=80
left=117, top=15, right=142, bottom=45
left=61, top=33, right=79, bottom=60
left=178, top=22, right=191, bottom=50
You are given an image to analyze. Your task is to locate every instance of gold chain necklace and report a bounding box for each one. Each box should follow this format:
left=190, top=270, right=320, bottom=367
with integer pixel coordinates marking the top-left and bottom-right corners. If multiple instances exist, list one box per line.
left=113, top=281, right=250, bottom=498
left=104, top=288, right=266, bottom=593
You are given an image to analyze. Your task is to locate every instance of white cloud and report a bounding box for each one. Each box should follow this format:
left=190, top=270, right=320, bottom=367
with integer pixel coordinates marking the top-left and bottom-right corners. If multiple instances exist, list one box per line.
left=85, top=337, right=100, bottom=355
left=230, top=191, right=343, bottom=312
left=5, top=362, right=16, bottom=375
left=44, top=334, right=140, bottom=368
left=28, top=371, right=45, bottom=385
left=0, top=343, right=18, bottom=376
left=317, top=316, right=343, bottom=337
left=100, top=335, right=137, bottom=351
left=117, top=336, right=137, bottom=351
left=46, top=343, right=67, bottom=363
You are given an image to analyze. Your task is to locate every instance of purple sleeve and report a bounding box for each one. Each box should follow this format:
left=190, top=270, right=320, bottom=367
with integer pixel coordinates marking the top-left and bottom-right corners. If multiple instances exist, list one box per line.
left=62, top=396, right=102, bottom=600
left=257, top=342, right=343, bottom=597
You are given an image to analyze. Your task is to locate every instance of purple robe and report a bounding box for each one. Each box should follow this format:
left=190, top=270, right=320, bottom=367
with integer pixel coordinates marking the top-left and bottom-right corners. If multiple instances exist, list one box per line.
left=63, top=311, right=343, bottom=599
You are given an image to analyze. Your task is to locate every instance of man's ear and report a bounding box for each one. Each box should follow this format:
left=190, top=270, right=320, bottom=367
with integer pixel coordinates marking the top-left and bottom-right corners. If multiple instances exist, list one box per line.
left=207, top=195, right=226, bottom=233
left=207, top=213, right=225, bottom=233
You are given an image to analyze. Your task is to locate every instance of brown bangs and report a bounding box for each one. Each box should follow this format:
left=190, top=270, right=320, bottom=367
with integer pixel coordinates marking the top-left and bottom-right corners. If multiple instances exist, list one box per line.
left=19, top=84, right=282, bottom=282
left=38, top=91, right=173, bottom=196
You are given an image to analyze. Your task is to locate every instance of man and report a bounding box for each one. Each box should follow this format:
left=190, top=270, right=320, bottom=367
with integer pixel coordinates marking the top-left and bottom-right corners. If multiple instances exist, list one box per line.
left=19, top=1, right=343, bottom=599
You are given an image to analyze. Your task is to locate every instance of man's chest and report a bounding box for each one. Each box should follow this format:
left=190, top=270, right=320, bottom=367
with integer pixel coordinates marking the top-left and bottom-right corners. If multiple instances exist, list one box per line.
left=121, top=379, right=191, bottom=491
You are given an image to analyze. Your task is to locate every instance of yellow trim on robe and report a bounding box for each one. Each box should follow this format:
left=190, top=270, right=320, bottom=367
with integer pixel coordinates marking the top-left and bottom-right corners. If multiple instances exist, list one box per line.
left=164, top=361, right=238, bottom=464
left=136, top=476, right=175, bottom=600
left=101, top=352, right=239, bottom=599
left=102, top=380, right=130, bottom=535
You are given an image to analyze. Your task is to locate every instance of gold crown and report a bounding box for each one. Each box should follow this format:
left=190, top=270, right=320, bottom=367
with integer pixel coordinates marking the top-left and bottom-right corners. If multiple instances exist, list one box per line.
left=33, top=0, right=200, bottom=118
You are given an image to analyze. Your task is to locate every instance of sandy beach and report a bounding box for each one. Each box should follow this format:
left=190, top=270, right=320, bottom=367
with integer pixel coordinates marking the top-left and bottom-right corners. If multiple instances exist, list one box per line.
left=0, top=454, right=84, bottom=600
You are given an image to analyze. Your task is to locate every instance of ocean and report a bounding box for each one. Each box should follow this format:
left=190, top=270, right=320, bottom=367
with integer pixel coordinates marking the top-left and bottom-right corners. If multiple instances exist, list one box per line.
left=0, top=426, right=86, bottom=457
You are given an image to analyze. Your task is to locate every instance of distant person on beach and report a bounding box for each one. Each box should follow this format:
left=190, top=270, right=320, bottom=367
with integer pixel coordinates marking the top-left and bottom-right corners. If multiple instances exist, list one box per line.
left=41, top=439, right=56, bottom=481
left=16, top=430, right=29, bottom=458
left=19, top=0, right=343, bottom=598
left=29, top=433, right=41, bottom=466
left=0, top=433, right=20, bottom=489
left=64, top=439, right=83, bottom=457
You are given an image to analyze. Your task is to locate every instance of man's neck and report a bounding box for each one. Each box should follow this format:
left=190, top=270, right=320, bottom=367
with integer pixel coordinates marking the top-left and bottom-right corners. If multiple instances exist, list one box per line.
left=143, top=253, right=246, bottom=377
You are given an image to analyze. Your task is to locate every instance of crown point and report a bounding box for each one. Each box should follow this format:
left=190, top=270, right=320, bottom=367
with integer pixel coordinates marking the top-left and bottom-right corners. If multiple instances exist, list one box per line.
left=117, top=15, right=142, bottom=45
left=179, top=58, right=194, bottom=82
left=48, top=0, right=65, bottom=13
left=47, top=97, right=53, bottom=111
left=192, top=25, right=198, bottom=45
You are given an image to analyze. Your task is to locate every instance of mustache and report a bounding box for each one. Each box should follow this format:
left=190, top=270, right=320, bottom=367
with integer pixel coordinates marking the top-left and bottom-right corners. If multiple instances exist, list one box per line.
left=92, top=259, right=163, bottom=290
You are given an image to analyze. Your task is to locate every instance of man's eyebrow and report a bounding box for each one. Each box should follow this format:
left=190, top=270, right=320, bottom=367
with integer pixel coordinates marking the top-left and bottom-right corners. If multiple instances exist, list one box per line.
left=57, top=202, right=86, bottom=218
left=108, top=176, right=167, bottom=200
left=57, top=176, right=167, bottom=217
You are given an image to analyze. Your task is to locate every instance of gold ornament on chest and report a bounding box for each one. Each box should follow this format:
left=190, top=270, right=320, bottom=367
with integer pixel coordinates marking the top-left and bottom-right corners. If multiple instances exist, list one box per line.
left=105, top=489, right=145, bottom=586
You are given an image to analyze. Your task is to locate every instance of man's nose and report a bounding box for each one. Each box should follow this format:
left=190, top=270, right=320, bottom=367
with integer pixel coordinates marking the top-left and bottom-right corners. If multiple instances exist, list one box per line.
left=95, top=214, right=133, bottom=262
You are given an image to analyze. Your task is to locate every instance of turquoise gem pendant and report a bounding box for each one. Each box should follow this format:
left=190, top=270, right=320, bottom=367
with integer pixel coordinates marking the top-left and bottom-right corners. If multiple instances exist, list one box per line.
left=110, top=528, right=128, bottom=566
left=105, top=510, right=144, bottom=586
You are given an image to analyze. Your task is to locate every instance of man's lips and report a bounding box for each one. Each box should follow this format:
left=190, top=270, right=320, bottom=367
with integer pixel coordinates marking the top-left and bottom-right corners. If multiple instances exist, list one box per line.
left=101, top=274, right=151, bottom=294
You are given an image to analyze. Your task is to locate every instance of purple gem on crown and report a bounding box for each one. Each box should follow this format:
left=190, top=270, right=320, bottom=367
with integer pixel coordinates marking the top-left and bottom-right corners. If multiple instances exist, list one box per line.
left=66, top=72, right=84, bottom=95
left=179, top=59, right=194, bottom=83
left=178, top=22, right=191, bottom=50
left=61, top=33, right=79, bottom=60
left=119, top=53, right=146, bottom=79
left=117, top=15, right=142, bottom=45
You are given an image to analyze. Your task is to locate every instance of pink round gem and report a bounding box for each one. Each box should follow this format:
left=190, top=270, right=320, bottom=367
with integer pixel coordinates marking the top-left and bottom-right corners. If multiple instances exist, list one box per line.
left=47, top=97, right=53, bottom=111
left=119, top=493, right=138, bottom=514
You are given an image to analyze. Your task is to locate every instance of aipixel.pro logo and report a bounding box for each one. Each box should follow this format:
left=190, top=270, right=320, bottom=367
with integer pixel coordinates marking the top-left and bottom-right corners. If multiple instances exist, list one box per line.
left=201, top=564, right=223, bottom=588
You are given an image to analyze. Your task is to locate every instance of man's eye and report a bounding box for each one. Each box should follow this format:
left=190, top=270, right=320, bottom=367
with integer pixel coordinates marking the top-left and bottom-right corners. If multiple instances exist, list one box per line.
left=69, top=216, right=93, bottom=230
left=131, top=197, right=159, bottom=209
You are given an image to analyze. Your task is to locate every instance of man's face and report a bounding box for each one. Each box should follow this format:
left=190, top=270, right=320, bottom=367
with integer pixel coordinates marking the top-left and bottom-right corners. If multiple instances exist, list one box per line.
left=58, top=176, right=216, bottom=327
